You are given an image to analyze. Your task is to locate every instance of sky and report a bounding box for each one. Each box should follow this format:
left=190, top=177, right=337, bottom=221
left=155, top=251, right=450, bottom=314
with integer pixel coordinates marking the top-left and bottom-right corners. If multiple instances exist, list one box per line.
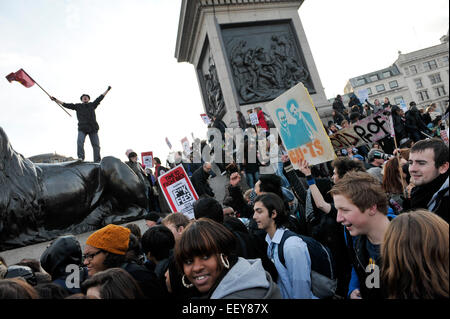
left=0, top=0, right=448, bottom=163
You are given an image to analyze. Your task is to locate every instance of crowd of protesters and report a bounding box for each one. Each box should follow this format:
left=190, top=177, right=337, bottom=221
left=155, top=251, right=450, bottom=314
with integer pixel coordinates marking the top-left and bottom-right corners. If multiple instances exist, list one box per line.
left=0, top=98, right=448, bottom=300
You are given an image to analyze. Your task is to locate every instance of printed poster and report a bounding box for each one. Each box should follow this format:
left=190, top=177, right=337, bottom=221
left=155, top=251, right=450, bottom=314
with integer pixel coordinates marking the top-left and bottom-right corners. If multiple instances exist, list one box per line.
left=141, top=151, right=153, bottom=168
left=265, top=82, right=336, bottom=167
left=200, top=113, right=211, bottom=125
left=158, top=165, right=199, bottom=219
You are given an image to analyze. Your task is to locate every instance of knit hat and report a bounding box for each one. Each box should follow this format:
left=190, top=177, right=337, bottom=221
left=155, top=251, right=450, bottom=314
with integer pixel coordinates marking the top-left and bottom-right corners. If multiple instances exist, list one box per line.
left=125, top=149, right=134, bottom=157
left=85, top=224, right=131, bottom=255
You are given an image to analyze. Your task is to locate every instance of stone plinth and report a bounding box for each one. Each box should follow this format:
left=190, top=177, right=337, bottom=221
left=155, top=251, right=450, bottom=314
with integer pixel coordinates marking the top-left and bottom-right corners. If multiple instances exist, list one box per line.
left=175, top=0, right=332, bottom=127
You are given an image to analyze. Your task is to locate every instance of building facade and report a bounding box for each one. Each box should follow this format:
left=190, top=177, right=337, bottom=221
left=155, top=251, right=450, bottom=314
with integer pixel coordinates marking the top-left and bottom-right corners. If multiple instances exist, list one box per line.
left=345, top=32, right=449, bottom=113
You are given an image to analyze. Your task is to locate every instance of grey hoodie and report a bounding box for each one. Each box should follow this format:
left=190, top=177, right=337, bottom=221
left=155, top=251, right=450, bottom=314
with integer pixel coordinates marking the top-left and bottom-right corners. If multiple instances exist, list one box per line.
left=210, top=257, right=282, bottom=299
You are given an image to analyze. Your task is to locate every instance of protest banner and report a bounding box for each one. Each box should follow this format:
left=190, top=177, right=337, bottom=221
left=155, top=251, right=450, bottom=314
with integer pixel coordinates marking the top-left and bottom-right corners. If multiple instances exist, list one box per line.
left=249, top=112, right=259, bottom=126
left=329, top=109, right=393, bottom=151
left=265, top=82, right=335, bottom=167
left=165, top=137, right=172, bottom=149
left=158, top=164, right=198, bottom=219
left=181, top=137, right=191, bottom=155
left=357, top=89, right=369, bottom=105
left=141, top=151, right=153, bottom=168
left=200, top=113, right=211, bottom=125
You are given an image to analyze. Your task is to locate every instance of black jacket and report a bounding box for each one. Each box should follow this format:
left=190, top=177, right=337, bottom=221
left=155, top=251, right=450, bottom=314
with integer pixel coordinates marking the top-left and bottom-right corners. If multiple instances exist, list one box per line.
left=391, top=106, right=407, bottom=142
left=405, top=106, right=429, bottom=133
left=333, top=99, right=346, bottom=114
left=63, top=95, right=104, bottom=133
left=40, top=235, right=87, bottom=294
left=408, top=173, right=449, bottom=223
left=191, top=166, right=214, bottom=197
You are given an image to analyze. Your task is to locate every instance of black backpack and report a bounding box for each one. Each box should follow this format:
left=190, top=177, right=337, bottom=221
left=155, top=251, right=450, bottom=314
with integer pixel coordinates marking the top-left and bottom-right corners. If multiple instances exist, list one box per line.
left=278, top=229, right=337, bottom=298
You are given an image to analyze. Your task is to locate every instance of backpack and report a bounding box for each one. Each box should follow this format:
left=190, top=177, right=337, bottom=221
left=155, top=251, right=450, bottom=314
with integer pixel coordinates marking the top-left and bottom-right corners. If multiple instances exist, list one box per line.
left=278, top=229, right=337, bottom=299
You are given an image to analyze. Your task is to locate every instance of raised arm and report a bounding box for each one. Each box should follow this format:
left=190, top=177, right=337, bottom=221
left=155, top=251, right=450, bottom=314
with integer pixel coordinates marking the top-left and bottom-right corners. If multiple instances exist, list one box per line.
left=298, top=159, right=332, bottom=214
left=50, top=96, right=77, bottom=110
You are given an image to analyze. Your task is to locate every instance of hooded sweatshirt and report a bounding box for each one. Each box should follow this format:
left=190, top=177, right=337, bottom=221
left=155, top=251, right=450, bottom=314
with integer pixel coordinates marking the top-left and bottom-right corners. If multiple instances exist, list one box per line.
left=40, top=235, right=87, bottom=294
left=210, top=257, right=281, bottom=299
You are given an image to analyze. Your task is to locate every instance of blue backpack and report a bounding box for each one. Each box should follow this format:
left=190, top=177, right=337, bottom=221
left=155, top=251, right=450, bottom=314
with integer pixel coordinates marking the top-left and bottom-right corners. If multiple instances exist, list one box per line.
left=278, top=229, right=337, bottom=298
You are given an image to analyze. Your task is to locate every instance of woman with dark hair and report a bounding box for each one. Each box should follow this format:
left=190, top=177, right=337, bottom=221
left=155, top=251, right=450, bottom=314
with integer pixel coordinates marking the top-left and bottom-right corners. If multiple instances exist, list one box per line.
left=83, top=224, right=167, bottom=299
left=381, top=210, right=449, bottom=299
left=82, top=268, right=144, bottom=299
left=236, top=111, right=247, bottom=131
left=382, top=157, right=408, bottom=214
left=175, top=218, right=281, bottom=299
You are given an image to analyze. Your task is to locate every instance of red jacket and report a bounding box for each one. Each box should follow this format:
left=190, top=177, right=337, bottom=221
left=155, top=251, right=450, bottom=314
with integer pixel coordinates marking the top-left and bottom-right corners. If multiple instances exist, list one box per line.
left=257, top=110, right=268, bottom=130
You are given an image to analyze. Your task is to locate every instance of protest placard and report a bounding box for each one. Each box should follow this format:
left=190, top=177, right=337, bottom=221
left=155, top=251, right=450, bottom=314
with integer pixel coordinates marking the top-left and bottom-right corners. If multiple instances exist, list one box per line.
left=265, top=82, right=336, bottom=167
left=158, top=165, right=198, bottom=219
left=181, top=137, right=191, bottom=155
left=329, top=109, right=393, bottom=151
left=141, top=151, right=153, bottom=168
left=249, top=112, right=259, bottom=126
left=165, top=137, right=172, bottom=149
left=399, top=100, right=408, bottom=112
left=200, top=113, right=211, bottom=125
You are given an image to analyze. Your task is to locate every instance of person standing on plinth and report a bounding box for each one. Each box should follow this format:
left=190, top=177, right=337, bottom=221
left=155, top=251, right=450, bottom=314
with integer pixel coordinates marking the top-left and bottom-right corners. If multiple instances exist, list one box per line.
left=51, top=86, right=111, bottom=162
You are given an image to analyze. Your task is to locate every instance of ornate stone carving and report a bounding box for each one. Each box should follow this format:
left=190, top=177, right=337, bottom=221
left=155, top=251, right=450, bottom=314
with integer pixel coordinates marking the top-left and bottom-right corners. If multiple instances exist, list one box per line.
left=223, top=22, right=315, bottom=105
left=198, top=41, right=226, bottom=118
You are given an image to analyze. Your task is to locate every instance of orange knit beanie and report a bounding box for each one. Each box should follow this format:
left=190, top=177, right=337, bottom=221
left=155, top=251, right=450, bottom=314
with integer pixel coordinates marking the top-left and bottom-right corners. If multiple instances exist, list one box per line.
left=86, top=224, right=131, bottom=255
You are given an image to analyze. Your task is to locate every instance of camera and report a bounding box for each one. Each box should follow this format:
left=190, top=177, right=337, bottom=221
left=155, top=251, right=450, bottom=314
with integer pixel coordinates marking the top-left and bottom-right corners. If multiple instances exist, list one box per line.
left=372, top=150, right=391, bottom=160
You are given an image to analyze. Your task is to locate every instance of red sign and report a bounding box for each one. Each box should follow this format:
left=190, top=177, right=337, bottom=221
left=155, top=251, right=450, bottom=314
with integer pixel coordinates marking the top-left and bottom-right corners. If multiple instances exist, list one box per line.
left=158, top=165, right=198, bottom=219
left=141, top=151, right=153, bottom=168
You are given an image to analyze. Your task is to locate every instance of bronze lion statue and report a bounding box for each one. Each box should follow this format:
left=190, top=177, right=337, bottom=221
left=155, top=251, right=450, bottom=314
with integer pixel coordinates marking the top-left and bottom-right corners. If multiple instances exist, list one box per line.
left=0, top=126, right=148, bottom=251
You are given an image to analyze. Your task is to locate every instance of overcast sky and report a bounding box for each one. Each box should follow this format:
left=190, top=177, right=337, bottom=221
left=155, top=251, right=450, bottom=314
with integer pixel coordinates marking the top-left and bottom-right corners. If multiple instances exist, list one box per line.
left=0, top=0, right=448, bottom=162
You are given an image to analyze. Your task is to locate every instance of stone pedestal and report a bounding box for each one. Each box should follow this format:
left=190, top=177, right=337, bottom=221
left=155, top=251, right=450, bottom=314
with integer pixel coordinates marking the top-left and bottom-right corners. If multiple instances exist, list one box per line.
left=175, top=0, right=332, bottom=127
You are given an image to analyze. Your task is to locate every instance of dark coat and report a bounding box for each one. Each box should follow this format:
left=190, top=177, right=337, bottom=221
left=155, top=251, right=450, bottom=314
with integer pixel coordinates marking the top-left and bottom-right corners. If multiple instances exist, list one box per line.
left=391, top=106, right=408, bottom=142
left=63, top=95, right=104, bottom=133
left=121, top=261, right=169, bottom=299
left=333, top=98, right=346, bottom=114
left=40, top=235, right=87, bottom=294
left=191, top=166, right=214, bottom=197
left=405, top=106, right=429, bottom=134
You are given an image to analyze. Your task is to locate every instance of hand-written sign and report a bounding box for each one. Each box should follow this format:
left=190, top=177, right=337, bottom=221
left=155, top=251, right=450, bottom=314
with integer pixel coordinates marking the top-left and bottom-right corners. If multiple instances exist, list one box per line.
left=329, top=109, right=393, bottom=150
left=265, top=82, right=336, bottom=167
left=158, top=165, right=198, bottom=219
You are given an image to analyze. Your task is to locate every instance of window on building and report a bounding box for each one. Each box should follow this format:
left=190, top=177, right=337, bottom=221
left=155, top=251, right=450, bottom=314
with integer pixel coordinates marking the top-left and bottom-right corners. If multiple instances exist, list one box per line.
left=389, top=80, right=399, bottom=89
left=417, top=90, right=430, bottom=102
left=403, top=68, right=410, bottom=76
left=376, top=84, right=385, bottom=92
left=394, top=96, right=404, bottom=105
left=367, top=87, right=372, bottom=95
left=423, top=60, right=438, bottom=71
left=434, top=86, right=446, bottom=97
left=429, top=73, right=442, bottom=85
left=414, top=78, right=423, bottom=89
left=382, top=71, right=391, bottom=78
left=442, top=56, right=449, bottom=66
left=409, top=65, right=418, bottom=74
left=356, top=78, right=365, bottom=86
left=370, top=74, right=379, bottom=82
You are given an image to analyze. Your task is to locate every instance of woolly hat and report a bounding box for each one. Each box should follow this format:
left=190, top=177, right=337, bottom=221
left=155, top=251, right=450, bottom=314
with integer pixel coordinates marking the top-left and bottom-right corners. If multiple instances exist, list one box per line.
left=85, top=224, right=131, bottom=255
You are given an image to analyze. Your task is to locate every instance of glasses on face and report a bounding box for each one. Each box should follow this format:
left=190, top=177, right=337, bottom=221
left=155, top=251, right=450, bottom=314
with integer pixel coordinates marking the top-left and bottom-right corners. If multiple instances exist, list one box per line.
left=82, top=250, right=103, bottom=262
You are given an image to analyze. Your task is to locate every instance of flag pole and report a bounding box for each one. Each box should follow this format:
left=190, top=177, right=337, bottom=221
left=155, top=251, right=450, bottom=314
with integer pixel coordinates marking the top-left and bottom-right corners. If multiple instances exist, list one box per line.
left=22, top=70, right=72, bottom=117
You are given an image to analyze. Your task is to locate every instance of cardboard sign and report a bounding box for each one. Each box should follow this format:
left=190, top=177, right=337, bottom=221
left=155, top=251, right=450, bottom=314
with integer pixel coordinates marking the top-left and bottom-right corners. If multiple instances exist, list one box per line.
left=200, top=113, right=211, bottom=125
left=181, top=137, right=191, bottom=156
left=249, top=112, right=259, bottom=125
left=141, top=151, right=153, bottom=168
left=265, top=82, right=336, bottom=167
left=158, top=165, right=198, bottom=219
left=165, top=137, right=172, bottom=149
left=329, top=109, right=393, bottom=151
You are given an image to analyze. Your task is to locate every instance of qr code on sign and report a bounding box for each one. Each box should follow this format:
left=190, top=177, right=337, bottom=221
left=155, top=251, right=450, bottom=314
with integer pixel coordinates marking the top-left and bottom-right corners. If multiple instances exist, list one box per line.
left=172, top=184, right=193, bottom=206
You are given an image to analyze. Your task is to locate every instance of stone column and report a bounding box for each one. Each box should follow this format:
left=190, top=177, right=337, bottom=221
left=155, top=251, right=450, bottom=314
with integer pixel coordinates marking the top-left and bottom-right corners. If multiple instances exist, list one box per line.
left=175, top=0, right=332, bottom=128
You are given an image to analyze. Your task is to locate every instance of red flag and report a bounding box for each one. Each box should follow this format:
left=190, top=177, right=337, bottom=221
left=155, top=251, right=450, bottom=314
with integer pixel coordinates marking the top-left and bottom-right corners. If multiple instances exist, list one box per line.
left=6, top=69, right=35, bottom=88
